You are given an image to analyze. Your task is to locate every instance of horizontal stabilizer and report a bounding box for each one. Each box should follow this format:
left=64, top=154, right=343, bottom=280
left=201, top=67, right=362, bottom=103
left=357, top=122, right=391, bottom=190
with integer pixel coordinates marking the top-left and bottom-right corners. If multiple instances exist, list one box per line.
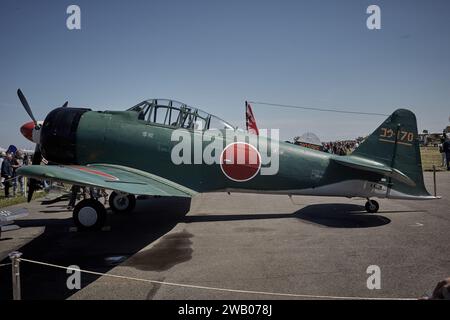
left=332, top=156, right=415, bottom=186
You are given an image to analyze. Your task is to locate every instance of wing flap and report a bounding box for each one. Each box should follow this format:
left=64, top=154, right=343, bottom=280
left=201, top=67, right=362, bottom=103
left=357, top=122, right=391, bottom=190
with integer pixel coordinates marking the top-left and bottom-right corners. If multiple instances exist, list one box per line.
left=17, top=164, right=196, bottom=198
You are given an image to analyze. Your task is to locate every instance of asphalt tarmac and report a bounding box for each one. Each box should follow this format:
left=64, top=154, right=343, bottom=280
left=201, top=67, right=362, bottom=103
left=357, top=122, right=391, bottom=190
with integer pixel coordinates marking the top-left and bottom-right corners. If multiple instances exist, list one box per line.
left=0, top=172, right=449, bottom=300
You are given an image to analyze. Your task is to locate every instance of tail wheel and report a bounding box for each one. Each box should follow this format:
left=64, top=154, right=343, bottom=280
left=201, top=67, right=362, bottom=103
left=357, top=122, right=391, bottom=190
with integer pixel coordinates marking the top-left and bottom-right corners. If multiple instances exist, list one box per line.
left=109, top=191, right=136, bottom=214
left=365, top=199, right=379, bottom=213
left=73, top=199, right=107, bottom=231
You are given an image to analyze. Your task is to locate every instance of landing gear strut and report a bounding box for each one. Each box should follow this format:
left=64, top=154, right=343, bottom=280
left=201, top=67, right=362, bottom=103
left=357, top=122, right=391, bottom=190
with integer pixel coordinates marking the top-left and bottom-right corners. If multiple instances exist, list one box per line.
left=73, top=199, right=107, bottom=231
left=109, top=191, right=136, bottom=214
left=365, top=199, right=379, bottom=213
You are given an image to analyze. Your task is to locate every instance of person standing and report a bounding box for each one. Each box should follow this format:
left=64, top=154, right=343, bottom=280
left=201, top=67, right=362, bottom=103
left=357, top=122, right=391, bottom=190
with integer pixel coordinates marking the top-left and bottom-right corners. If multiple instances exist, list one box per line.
left=67, top=185, right=80, bottom=210
left=0, top=152, right=4, bottom=190
left=11, top=151, right=24, bottom=196
left=443, top=137, right=450, bottom=171
left=438, top=138, right=446, bottom=167
left=1, top=153, right=14, bottom=197
left=23, top=154, right=30, bottom=166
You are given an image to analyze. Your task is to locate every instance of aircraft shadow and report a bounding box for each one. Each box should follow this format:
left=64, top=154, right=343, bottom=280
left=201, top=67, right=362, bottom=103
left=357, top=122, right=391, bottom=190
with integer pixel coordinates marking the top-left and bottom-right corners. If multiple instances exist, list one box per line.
left=0, top=200, right=391, bottom=300
left=0, top=197, right=191, bottom=300
left=183, top=203, right=392, bottom=228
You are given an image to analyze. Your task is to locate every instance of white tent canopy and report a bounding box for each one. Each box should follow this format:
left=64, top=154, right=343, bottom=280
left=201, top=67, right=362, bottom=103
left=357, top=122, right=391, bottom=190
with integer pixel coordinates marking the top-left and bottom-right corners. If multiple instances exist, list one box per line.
left=295, top=132, right=322, bottom=146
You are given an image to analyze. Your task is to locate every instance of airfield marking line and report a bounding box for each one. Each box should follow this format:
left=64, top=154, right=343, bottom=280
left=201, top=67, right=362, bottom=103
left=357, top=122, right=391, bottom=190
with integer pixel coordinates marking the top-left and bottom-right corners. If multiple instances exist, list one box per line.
left=19, top=258, right=416, bottom=300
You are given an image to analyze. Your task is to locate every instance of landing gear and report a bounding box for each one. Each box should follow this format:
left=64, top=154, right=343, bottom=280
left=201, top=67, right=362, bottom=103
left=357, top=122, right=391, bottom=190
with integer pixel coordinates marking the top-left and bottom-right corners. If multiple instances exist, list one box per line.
left=109, top=191, right=136, bottom=214
left=73, top=199, right=107, bottom=231
left=365, top=199, right=379, bottom=213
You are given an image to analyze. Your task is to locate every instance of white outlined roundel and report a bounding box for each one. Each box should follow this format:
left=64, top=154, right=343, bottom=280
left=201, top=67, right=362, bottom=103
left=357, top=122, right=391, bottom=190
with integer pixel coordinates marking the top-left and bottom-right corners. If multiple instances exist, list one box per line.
left=220, top=142, right=261, bottom=182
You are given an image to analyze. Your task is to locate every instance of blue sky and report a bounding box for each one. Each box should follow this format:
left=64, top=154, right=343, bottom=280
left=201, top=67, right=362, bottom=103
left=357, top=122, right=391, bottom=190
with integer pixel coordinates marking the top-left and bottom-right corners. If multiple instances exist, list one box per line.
left=1, top=0, right=449, bottom=149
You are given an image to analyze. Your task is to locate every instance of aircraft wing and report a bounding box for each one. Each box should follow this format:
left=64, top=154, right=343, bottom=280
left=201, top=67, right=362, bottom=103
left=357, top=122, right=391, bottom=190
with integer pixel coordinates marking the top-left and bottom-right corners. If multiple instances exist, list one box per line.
left=17, top=164, right=197, bottom=198
left=332, top=155, right=416, bottom=187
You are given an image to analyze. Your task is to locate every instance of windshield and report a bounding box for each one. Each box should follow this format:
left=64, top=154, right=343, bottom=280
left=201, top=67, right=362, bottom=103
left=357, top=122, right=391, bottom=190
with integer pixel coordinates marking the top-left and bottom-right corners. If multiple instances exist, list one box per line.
left=127, top=99, right=236, bottom=130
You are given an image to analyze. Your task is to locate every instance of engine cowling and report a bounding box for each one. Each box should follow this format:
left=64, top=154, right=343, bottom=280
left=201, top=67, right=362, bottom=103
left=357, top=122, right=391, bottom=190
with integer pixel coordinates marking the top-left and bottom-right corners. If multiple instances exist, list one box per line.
left=40, top=107, right=90, bottom=164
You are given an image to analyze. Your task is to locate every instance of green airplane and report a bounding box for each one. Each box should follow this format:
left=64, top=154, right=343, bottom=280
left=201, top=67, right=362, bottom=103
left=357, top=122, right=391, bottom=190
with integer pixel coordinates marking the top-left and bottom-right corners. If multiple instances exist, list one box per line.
left=16, top=89, right=438, bottom=231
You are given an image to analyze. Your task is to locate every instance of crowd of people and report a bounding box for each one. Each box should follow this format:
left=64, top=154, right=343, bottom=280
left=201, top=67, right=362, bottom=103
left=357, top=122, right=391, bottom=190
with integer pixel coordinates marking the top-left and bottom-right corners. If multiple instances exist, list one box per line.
left=0, top=150, right=31, bottom=198
left=322, top=131, right=450, bottom=171
left=322, top=140, right=360, bottom=156
left=1, top=148, right=109, bottom=206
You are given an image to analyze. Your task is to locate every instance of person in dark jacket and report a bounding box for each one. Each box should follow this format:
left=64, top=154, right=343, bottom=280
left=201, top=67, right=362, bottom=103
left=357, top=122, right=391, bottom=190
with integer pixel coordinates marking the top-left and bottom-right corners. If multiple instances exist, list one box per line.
left=1, top=153, right=14, bottom=197
left=443, top=137, right=450, bottom=171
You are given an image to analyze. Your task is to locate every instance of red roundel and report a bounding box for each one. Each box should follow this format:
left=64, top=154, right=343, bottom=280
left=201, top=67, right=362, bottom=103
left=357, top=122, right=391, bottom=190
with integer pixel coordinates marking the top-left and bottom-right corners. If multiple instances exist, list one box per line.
left=220, top=142, right=261, bottom=182
left=71, top=166, right=119, bottom=181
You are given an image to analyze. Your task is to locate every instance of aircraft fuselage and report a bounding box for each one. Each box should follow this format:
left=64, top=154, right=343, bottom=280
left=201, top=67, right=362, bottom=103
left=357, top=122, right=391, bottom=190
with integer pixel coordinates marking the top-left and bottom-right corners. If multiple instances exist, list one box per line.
left=65, top=110, right=385, bottom=199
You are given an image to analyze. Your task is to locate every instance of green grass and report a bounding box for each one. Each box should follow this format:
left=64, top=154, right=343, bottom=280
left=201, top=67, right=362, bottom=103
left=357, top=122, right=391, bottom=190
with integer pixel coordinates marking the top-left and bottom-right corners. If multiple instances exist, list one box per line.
left=0, top=190, right=46, bottom=208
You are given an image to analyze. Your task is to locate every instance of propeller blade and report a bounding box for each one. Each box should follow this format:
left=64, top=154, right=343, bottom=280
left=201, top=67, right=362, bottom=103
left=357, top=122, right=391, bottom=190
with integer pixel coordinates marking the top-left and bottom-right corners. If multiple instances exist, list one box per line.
left=27, top=145, right=43, bottom=202
left=17, top=89, right=37, bottom=126
left=62, top=101, right=69, bottom=108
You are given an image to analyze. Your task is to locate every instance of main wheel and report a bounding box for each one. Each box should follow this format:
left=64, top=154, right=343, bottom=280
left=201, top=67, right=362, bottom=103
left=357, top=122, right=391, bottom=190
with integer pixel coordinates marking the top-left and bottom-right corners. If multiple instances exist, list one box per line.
left=365, top=199, right=379, bottom=213
left=73, top=199, right=107, bottom=231
left=109, top=191, right=136, bottom=214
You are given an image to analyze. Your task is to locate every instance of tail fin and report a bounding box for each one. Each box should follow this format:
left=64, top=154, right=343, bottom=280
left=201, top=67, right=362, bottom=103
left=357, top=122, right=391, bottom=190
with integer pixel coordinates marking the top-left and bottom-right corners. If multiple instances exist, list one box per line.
left=352, top=109, right=431, bottom=198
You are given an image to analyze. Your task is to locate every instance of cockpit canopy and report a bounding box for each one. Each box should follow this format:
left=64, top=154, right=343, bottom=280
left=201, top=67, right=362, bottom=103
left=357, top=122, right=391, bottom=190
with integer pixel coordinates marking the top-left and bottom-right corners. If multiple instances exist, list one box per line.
left=127, top=99, right=236, bottom=131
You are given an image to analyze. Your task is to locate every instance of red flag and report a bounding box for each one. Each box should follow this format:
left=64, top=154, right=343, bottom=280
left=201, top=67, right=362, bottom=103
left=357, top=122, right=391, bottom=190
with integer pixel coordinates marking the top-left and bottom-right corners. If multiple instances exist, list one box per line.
left=246, top=102, right=259, bottom=135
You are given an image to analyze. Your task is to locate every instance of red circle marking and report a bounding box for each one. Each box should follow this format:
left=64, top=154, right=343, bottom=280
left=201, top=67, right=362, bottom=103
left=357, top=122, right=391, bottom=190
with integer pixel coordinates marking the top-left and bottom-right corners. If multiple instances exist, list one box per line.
left=220, top=142, right=261, bottom=182
left=72, top=166, right=119, bottom=181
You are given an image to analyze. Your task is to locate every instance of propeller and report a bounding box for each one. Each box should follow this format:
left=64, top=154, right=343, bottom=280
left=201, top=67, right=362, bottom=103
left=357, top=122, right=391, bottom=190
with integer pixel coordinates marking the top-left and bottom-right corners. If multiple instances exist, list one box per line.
left=18, top=89, right=39, bottom=201
left=17, top=89, right=37, bottom=126
left=17, top=89, right=69, bottom=202
left=17, top=89, right=43, bottom=201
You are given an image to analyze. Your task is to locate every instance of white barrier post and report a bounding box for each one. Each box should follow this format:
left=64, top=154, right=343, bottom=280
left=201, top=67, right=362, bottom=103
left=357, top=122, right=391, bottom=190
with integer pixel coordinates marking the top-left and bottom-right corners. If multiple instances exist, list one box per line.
left=23, top=177, right=27, bottom=199
left=432, top=165, right=437, bottom=197
left=9, top=251, right=22, bottom=300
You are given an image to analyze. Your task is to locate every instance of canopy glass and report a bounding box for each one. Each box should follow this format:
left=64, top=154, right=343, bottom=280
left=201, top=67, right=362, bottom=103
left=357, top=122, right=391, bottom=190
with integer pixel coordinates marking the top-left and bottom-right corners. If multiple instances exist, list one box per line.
left=128, top=99, right=236, bottom=131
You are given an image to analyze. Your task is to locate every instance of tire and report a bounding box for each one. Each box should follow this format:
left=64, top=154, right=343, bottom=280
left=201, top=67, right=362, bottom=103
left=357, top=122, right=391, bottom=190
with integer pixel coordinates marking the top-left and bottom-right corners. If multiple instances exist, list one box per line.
left=365, top=199, right=379, bottom=213
left=73, top=199, right=107, bottom=231
left=109, top=191, right=136, bottom=214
